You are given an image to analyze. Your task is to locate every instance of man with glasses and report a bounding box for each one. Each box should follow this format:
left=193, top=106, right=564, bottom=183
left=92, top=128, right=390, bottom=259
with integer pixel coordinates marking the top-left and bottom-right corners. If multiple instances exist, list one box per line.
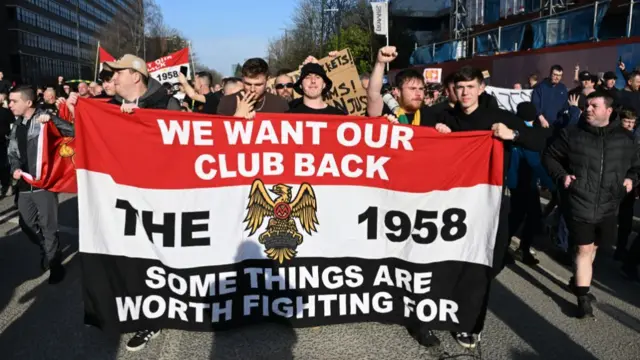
left=532, top=64, right=569, bottom=129
left=274, top=69, right=294, bottom=102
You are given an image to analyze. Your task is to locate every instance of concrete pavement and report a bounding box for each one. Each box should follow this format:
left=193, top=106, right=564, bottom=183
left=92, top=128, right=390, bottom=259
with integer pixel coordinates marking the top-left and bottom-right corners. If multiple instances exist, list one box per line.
left=0, top=194, right=639, bottom=359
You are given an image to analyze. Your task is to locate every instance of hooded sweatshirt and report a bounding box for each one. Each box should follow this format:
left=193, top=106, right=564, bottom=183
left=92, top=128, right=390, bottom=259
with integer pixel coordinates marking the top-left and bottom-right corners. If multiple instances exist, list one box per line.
left=109, top=78, right=181, bottom=110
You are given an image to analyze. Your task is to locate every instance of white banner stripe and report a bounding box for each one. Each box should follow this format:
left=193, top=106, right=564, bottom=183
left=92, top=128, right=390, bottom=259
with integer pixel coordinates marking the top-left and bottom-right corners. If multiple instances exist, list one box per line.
left=78, top=170, right=500, bottom=269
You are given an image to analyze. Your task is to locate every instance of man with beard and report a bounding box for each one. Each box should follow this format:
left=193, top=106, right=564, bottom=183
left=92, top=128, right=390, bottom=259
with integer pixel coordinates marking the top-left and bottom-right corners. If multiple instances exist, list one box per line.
left=434, top=66, right=548, bottom=349
left=217, top=58, right=289, bottom=118
left=367, top=46, right=436, bottom=126
left=287, top=63, right=345, bottom=115
left=274, top=69, right=295, bottom=102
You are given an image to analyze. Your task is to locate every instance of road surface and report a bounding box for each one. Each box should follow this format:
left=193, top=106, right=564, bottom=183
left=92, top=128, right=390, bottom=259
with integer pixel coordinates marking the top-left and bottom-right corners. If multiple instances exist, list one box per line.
left=0, top=194, right=639, bottom=359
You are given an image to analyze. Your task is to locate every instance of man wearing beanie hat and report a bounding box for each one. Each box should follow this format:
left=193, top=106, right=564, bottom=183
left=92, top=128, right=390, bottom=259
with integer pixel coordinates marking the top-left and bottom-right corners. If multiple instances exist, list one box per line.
left=287, top=62, right=346, bottom=115
left=599, top=71, right=619, bottom=104
left=507, top=102, right=554, bottom=266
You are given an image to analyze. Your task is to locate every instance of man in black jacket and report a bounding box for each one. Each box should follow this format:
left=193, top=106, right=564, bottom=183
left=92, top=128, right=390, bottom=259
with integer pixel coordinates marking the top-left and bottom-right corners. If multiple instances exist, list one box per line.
left=543, top=91, right=640, bottom=319
left=434, top=66, right=548, bottom=349
left=8, top=86, right=75, bottom=285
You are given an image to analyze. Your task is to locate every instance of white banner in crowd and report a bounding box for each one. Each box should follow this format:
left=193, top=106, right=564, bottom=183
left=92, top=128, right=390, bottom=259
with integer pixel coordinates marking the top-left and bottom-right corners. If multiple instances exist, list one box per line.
left=484, top=86, right=532, bottom=113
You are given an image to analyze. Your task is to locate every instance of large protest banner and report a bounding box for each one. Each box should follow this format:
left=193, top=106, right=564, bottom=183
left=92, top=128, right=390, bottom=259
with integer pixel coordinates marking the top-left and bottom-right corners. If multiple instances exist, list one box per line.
left=267, top=49, right=367, bottom=116
left=146, top=48, right=191, bottom=85
left=484, top=86, right=532, bottom=113
left=74, top=99, right=503, bottom=333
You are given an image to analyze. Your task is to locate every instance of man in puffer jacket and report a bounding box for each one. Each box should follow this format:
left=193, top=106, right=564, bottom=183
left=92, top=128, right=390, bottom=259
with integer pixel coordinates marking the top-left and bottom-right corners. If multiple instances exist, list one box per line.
left=543, top=91, right=640, bottom=319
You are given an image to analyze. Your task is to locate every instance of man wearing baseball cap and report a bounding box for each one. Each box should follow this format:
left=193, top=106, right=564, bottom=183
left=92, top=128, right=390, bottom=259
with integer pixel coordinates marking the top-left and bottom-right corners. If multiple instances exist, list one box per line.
left=287, top=62, right=345, bottom=115
left=104, top=54, right=181, bottom=111
left=569, top=70, right=597, bottom=109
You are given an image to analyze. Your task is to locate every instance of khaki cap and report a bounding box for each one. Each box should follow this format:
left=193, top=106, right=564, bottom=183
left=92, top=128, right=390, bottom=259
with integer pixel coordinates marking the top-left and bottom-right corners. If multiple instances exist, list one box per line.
left=104, top=54, right=148, bottom=77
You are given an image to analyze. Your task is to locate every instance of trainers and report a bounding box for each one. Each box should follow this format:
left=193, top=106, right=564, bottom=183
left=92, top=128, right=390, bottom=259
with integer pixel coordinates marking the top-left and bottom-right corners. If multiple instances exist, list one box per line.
left=454, top=332, right=477, bottom=349
left=576, top=295, right=594, bottom=319
left=126, top=329, right=161, bottom=352
left=406, top=325, right=440, bottom=347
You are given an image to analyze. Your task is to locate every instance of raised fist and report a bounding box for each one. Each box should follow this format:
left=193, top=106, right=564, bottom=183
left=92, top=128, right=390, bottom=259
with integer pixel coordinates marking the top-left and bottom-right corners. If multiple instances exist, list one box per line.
left=377, top=46, right=398, bottom=64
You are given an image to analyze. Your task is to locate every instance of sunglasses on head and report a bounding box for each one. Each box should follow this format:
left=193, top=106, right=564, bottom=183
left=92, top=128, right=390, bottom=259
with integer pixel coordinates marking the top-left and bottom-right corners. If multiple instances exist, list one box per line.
left=275, top=83, right=294, bottom=90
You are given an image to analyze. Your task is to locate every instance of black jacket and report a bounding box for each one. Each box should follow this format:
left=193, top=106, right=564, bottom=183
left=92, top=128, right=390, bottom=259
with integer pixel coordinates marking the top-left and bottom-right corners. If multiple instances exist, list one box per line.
left=542, top=120, right=640, bottom=223
left=8, top=110, right=75, bottom=192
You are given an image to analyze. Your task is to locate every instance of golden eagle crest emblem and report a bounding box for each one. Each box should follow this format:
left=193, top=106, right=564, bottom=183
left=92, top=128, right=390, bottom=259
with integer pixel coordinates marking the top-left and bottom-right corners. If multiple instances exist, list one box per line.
left=58, top=137, right=76, bottom=167
left=243, top=179, right=319, bottom=264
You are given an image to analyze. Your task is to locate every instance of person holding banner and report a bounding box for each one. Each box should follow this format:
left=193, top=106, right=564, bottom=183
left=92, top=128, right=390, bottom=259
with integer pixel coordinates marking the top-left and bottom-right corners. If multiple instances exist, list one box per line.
left=434, top=66, right=548, bottom=349
left=7, top=86, right=75, bottom=285
left=104, top=55, right=181, bottom=112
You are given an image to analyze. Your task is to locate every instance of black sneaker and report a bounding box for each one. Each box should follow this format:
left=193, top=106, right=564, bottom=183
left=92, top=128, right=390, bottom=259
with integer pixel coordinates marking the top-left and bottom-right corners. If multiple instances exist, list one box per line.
left=406, top=325, right=440, bottom=347
left=126, top=329, right=161, bottom=352
left=48, top=263, right=66, bottom=285
left=576, top=295, right=594, bottom=319
left=454, top=332, right=477, bottom=349
left=514, top=248, right=539, bottom=266
left=567, top=277, right=597, bottom=302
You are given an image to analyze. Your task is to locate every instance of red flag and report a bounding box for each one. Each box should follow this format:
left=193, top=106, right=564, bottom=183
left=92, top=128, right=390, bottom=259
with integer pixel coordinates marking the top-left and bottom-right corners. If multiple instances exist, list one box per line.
left=99, top=47, right=116, bottom=63
left=22, top=119, right=77, bottom=193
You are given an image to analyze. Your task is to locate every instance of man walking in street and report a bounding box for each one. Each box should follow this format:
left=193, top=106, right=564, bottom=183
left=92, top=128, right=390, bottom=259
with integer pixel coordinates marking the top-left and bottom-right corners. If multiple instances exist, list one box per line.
left=543, top=91, right=640, bottom=318
left=7, top=86, right=75, bottom=284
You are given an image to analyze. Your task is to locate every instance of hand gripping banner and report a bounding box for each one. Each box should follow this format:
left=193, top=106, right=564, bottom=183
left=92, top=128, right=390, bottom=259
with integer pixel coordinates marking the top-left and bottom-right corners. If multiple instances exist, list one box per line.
left=73, top=99, right=503, bottom=333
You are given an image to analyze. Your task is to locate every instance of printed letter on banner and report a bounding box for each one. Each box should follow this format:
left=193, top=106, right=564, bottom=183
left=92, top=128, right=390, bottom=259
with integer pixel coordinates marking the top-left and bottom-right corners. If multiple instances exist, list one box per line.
left=74, top=99, right=503, bottom=333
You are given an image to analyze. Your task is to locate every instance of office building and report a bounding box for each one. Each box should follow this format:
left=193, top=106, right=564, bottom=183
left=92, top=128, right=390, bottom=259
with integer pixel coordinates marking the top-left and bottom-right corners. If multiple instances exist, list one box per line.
left=0, top=0, right=141, bottom=86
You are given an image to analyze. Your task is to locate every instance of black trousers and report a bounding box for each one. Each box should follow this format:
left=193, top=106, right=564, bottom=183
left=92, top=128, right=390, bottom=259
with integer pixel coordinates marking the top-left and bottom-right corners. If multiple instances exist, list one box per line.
left=17, top=189, right=61, bottom=266
left=0, top=144, right=10, bottom=191
left=617, top=192, right=636, bottom=253
left=508, top=186, right=542, bottom=251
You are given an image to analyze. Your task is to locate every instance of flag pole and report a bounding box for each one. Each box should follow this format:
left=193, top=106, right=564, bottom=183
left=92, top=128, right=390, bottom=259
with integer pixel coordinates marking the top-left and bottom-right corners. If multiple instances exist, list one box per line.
left=385, top=0, right=389, bottom=73
left=94, top=41, right=101, bottom=82
left=188, top=40, right=197, bottom=78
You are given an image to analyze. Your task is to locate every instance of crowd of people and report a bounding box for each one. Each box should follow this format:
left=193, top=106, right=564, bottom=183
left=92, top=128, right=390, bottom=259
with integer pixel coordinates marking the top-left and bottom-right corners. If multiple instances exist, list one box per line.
left=0, top=44, right=640, bottom=353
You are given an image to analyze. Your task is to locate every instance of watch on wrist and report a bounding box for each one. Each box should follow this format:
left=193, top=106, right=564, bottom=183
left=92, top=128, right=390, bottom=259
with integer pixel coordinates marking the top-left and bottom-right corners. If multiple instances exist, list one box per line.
left=512, top=129, right=520, bottom=141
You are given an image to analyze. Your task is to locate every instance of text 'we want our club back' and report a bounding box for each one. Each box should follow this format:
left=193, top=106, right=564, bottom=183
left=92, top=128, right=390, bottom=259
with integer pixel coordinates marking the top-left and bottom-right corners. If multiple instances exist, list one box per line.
left=155, top=119, right=414, bottom=181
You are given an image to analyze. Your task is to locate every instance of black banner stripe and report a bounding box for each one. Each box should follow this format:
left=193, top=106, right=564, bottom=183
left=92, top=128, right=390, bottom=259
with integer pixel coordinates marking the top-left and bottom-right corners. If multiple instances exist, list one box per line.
left=82, top=253, right=491, bottom=334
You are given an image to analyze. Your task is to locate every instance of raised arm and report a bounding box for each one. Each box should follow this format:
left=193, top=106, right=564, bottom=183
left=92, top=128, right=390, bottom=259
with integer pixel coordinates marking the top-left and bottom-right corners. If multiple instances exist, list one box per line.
left=367, top=46, right=397, bottom=117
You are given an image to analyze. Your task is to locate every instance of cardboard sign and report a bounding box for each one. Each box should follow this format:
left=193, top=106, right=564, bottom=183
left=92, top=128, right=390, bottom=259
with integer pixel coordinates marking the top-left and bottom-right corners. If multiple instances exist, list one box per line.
left=268, top=49, right=367, bottom=116
left=423, top=68, right=442, bottom=84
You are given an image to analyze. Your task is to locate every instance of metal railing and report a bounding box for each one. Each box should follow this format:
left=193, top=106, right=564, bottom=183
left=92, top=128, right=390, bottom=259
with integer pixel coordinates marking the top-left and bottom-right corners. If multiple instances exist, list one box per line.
left=412, top=0, right=626, bottom=65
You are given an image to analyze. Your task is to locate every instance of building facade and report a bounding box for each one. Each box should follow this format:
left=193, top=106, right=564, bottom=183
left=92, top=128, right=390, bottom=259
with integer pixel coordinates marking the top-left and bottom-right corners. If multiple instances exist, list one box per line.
left=1, top=0, right=141, bottom=86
